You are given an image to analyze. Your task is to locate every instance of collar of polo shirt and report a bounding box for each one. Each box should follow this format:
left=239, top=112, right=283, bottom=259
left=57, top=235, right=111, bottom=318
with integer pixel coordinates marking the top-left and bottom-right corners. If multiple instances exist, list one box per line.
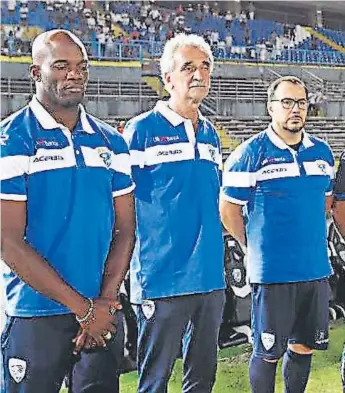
left=29, top=96, right=95, bottom=134
left=267, top=124, right=314, bottom=150
left=155, top=100, right=206, bottom=127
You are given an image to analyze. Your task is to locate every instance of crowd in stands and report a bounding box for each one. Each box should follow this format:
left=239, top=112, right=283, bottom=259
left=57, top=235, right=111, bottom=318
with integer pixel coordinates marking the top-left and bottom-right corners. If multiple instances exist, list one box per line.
left=1, top=0, right=345, bottom=64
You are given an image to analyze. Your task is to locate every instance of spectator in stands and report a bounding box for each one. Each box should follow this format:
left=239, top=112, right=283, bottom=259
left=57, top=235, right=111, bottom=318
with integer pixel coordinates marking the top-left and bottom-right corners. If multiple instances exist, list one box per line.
left=0, top=29, right=135, bottom=393
left=310, top=88, right=327, bottom=117
left=7, top=30, right=15, bottom=57
left=105, top=32, right=114, bottom=58
left=203, top=1, right=210, bottom=15
left=176, top=3, right=183, bottom=16
left=244, top=26, right=251, bottom=46
left=124, top=33, right=225, bottom=393
left=225, top=10, right=233, bottom=29
left=220, top=76, right=334, bottom=393
left=195, top=4, right=203, bottom=22
left=117, top=120, right=126, bottom=134
left=225, top=33, right=233, bottom=52
left=14, top=26, right=23, bottom=54
left=332, top=150, right=345, bottom=393
left=20, top=1, right=29, bottom=22
left=239, top=10, right=247, bottom=26
left=96, top=26, right=106, bottom=58
left=7, top=0, right=16, bottom=14
left=248, top=2, right=256, bottom=20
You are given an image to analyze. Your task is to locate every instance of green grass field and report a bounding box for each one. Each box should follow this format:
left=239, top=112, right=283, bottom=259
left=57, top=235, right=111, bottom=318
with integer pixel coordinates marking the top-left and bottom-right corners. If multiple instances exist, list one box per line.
left=61, top=320, right=344, bottom=393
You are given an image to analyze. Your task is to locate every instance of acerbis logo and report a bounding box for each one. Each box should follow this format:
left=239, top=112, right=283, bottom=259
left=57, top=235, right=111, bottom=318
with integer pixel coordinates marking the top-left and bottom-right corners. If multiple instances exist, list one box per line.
left=157, top=149, right=182, bottom=156
left=262, top=167, right=287, bottom=175
left=33, top=155, right=64, bottom=163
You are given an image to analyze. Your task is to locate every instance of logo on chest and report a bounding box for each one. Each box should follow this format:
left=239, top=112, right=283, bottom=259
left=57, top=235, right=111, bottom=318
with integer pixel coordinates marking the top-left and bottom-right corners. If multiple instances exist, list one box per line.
left=36, top=138, right=59, bottom=148
left=208, top=145, right=217, bottom=162
left=315, top=160, right=327, bottom=175
left=97, top=147, right=112, bottom=168
left=153, top=135, right=180, bottom=143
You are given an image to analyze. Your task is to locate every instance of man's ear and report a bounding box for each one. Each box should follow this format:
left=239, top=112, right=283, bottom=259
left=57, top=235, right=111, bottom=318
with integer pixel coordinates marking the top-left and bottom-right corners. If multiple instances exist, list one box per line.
left=267, top=101, right=273, bottom=116
left=29, top=65, right=41, bottom=82
left=165, top=72, right=174, bottom=90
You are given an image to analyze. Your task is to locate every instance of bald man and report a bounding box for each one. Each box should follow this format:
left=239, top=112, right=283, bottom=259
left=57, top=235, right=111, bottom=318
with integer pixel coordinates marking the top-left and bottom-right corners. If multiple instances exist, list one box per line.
left=0, top=30, right=135, bottom=393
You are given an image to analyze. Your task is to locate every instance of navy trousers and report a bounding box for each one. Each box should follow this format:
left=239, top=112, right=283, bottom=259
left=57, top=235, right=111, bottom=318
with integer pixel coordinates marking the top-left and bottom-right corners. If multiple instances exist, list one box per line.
left=1, top=313, right=124, bottom=393
left=136, top=290, right=225, bottom=393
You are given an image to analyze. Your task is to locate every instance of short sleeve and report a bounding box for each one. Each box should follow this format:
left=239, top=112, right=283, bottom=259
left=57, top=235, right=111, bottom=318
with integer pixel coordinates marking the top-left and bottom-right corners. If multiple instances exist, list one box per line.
left=123, top=119, right=146, bottom=168
left=325, top=145, right=336, bottom=197
left=334, top=151, right=345, bottom=200
left=108, top=134, right=135, bottom=197
left=221, top=142, right=256, bottom=205
left=0, top=126, right=30, bottom=201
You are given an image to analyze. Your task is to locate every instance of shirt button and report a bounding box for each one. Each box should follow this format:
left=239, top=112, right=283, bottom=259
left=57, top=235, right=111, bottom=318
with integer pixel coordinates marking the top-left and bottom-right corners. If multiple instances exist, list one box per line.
left=76, top=150, right=80, bottom=155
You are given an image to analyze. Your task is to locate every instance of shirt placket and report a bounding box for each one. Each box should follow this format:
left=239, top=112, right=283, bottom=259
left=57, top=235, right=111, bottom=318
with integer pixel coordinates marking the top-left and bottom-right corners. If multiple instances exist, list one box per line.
left=61, top=127, right=85, bottom=168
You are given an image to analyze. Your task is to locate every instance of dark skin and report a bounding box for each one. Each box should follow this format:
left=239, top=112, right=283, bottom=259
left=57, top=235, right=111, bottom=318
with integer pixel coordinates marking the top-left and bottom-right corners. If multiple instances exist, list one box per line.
left=1, top=30, right=136, bottom=349
left=333, top=199, right=345, bottom=236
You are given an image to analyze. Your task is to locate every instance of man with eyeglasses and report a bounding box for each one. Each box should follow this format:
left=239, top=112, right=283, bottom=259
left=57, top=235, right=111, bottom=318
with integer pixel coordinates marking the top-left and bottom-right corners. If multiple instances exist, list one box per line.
left=220, top=76, right=335, bottom=393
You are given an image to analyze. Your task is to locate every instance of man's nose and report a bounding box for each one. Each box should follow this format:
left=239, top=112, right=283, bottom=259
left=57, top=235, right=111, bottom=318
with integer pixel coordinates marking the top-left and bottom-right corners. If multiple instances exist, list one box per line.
left=66, top=68, right=83, bottom=79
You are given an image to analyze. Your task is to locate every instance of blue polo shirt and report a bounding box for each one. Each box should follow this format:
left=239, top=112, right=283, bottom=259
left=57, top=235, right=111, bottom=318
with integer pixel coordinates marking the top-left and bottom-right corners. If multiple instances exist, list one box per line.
left=124, top=101, right=226, bottom=304
left=221, top=125, right=335, bottom=284
left=0, top=97, right=134, bottom=317
left=334, top=150, right=345, bottom=200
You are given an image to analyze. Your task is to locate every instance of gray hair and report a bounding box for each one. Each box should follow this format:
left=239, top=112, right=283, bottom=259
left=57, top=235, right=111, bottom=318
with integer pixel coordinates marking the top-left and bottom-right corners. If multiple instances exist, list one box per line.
left=160, top=33, right=214, bottom=84
left=267, top=76, right=308, bottom=101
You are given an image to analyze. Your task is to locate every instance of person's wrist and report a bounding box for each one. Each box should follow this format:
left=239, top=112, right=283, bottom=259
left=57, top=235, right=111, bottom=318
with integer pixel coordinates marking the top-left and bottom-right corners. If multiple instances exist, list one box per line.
left=76, top=298, right=95, bottom=324
left=69, top=295, right=90, bottom=319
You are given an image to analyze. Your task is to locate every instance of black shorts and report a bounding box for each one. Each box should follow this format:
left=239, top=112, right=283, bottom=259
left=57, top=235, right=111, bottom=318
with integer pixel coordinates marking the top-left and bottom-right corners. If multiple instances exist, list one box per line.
left=251, top=278, right=329, bottom=359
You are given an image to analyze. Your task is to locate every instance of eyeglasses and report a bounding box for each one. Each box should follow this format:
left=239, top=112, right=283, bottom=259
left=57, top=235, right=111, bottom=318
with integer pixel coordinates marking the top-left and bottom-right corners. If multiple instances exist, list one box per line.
left=270, top=98, right=308, bottom=110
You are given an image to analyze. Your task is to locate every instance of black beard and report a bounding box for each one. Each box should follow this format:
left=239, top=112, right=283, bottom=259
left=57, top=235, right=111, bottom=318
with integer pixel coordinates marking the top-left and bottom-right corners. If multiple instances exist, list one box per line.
left=283, top=123, right=304, bottom=134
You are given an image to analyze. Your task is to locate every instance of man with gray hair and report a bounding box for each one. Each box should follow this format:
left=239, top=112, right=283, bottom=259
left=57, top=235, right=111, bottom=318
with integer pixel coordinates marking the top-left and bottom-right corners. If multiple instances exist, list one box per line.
left=124, top=33, right=225, bottom=393
left=220, top=76, right=334, bottom=393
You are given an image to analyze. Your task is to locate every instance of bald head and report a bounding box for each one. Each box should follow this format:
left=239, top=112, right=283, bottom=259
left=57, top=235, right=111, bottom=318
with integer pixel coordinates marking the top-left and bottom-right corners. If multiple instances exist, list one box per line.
left=30, top=29, right=89, bottom=110
left=32, top=29, right=88, bottom=65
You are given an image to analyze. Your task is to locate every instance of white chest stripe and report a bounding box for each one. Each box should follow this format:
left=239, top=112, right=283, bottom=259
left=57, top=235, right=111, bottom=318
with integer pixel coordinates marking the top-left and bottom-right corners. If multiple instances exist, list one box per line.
left=29, top=146, right=76, bottom=174
left=197, top=143, right=222, bottom=168
left=222, top=171, right=256, bottom=188
left=0, top=155, right=30, bottom=180
left=256, top=163, right=300, bottom=182
left=144, top=142, right=195, bottom=166
left=303, top=160, right=334, bottom=179
left=81, top=146, right=132, bottom=175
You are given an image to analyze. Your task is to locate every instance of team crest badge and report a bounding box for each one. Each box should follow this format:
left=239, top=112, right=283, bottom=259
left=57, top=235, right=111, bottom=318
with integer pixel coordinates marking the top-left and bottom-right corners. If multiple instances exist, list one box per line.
left=208, top=145, right=216, bottom=162
left=141, top=300, right=155, bottom=320
left=97, top=147, right=112, bottom=168
left=261, top=332, right=275, bottom=351
left=316, top=160, right=327, bottom=175
left=9, top=358, right=27, bottom=383
left=0, top=129, right=9, bottom=146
